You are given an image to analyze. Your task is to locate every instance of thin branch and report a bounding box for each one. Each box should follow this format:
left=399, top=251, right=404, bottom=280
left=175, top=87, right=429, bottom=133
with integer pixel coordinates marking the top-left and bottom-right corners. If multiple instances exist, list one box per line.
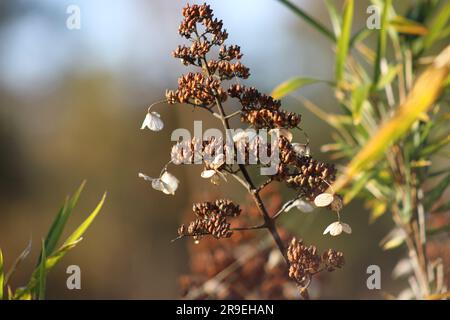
left=196, top=35, right=289, bottom=263
left=224, top=110, right=241, bottom=119
left=171, top=223, right=267, bottom=243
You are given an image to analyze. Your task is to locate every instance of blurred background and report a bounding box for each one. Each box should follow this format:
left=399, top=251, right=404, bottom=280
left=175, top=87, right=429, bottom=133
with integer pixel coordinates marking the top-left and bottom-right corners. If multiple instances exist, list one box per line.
left=0, top=0, right=426, bottom=299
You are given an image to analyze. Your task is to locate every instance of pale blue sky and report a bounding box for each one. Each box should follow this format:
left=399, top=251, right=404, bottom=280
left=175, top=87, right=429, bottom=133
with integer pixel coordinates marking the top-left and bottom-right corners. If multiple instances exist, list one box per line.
left=0, top=0, right=335, bottom=94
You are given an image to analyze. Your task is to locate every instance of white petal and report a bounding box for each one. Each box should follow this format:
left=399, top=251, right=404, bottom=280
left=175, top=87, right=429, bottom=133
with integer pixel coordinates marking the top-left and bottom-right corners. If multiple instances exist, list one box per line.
left=141, top=112, right=164, bottom=131
left=266, top=249, right=283, bottom=270
left=149, top=112, right=164, bottom=131
left=140, top=113, right=152, bottom=130
left=201, top=169, right=216, bottom=179
left=138, top=172, right=154, bottom=182
left=160, top=171, right=179, bottom=194
left=341, top=222, right=352, bottom=234
left=296, top=200, right=314, bottom=213
left=232, top=130, right=257, bottom=142
left=323, top=221, right=342, bottom=236
left=284, top=199, right=314, bottom=213
left=329, top=222, right=343, bottom=236
left=232, top=131, right=247, bottom=142
left=284, top=199, right=301, bottom=212
left=314, top=193, right=334, bottom=207
left=291, top=143, right=310, bottom=157
left=392, top=258, right=413, bottom=279
left=151, top=179, right=164, bottom=192
left=212, top=153, right=225, bottom=168
left=323, top=222, right=334, bottom=235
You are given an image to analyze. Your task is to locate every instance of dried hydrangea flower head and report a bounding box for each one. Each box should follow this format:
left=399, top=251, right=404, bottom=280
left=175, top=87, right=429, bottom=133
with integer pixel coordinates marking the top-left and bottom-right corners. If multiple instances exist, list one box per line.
left=140, top=3, right=350, bottom=299
left=177, top=199, right=241, bottom=241
left=287, top=238, right=344, bottom=290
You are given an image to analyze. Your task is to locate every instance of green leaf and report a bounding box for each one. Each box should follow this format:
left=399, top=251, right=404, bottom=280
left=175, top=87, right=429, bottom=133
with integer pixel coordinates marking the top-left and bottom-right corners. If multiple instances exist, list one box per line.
left=271, top=77, right=321, bottom=99
left=351, top=84, right=370, bottom=124
left=43, top=181, right=86, bottom=258
left=45, top=238, right=83, bottom=271
left=419, top=134, right=450, bottom=157
left=376, top=64, right=401, bottom=90
left=333, top=45, right=450, bottom=192
left=324, top=0, right=341, bottom=37
left=350, top=28, right=373, bottom=48
left=63, top=192, right=106, bottom=246
left=389, top=15, right=428, bottom=35
left=421, top=1, right=450, bottom=52
left=380, top=228, right=406, bottom=251
left=17, top=191, right=106, bottom=299
left=4, top=239, right=32, bottom=285
left=343, top=171, right=374, bottom=204
left=368, top=200, right=387, bottom=224
left=276, top=0, right=335, bottom=41
left=38, top=240, right=46, bottom=300
left=335, top=0, right=354, bottom=83
left=0, top=249, right=4, bottom=300
left=374, top=0, right=392, bottom=87
left=43, top=192, right=106, bottom=271
left=425, top=173, right=450, bottom=209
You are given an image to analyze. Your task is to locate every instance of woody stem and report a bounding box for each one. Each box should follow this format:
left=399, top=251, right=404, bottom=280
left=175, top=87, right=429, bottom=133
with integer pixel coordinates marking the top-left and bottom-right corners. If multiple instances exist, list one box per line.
left=198, top=53, right=288, bottom=264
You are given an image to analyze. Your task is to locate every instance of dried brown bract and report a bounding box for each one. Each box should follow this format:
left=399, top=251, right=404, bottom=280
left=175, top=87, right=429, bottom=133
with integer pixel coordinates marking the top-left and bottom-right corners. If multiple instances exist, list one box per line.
left=141, top=3, right=348, bottom=300
left=287, top=238, right=344, bottom=287
left=178, top=199, right=241, bottom=240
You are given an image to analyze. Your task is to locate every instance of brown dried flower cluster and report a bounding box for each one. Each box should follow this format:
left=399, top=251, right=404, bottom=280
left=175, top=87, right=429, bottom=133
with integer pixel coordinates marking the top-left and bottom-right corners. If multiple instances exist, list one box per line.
left=178, top=199, right=241, bottom=240
left=166, top=2, right=301, bottom=130
left=229, top=84, right=301, bottom=129
left=179, top=188, right=301, bottom=299
left=166, top=72, right=227, bottom=107
left=150, top=3, right=347, bottom=300
left=276, top=136, right=337, bottom=200
left=287, top=238, right=344, bottom=287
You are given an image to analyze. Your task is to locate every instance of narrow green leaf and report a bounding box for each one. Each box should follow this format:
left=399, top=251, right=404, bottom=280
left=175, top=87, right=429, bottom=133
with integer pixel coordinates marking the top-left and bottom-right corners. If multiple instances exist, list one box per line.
left=389, top=15, right=428, bottom=35
left=276, top=0, right=335, bottom=41
left=43, top=181, right=86, bottom=257
left=376, top=64, right=401, bottom=90
left=350, top=28, right=373, bottom=48
left=380, top=228, right=406, bottom=251
left=419, top=134, right=450, bottom=157
left=271, top=77, right=321, bottom=99
left=45, top=238, right=83, bottom=271
left=0, top=249, right=4, bottom=300
left=351, top=84, right=370, bottom=124
left=335, top=0, right=354, bottom=83
left=333, top=45, right=450, bottom=192
left=38, top=240, right=46, bottom=300
left=324, top=0, right=341, bottom=37
left=18, top=192, right=106, bottom=299
left=425, top=173, right=450, bottom=209
left=368, top=201, right=387, bottom=224
left=4, top=239, right=32, bottom=284
left=374, top=0, right=392, bottom=86
left=422, top=1, right=450, bottom=51
left=63, top=192, right=106, bottom=246
left=343, top=170, right=374, bottom=204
